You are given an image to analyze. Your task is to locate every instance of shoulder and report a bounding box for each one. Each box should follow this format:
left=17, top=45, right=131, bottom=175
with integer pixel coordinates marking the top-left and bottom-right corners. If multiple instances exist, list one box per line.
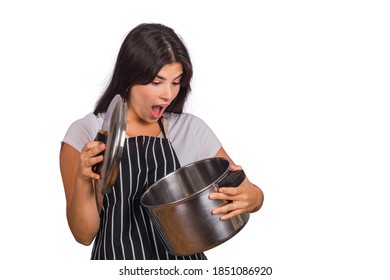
left=68, top=112, right=104, bottom=134
left=165, top=112, right=222, bottom=166
left=62, top=112, right=104, bottom=152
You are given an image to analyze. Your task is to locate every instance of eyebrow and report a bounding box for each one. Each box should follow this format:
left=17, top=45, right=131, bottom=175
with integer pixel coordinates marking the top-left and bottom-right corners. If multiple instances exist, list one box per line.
left=155, top=73, right=183, bottom=80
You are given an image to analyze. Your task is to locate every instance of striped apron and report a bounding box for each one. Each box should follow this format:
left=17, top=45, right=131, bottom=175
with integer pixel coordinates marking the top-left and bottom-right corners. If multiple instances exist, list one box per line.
left=91, top=120, right=207, bottom=260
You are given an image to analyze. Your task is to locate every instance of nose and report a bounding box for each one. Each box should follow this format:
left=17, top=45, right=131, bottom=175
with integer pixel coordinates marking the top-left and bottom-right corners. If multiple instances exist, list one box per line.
left=160, top=85, right=174, bottom=101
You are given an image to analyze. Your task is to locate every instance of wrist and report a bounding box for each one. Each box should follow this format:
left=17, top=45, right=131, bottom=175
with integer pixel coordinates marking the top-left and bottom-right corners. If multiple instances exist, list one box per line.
left=251, top=184, right=264, bottom=213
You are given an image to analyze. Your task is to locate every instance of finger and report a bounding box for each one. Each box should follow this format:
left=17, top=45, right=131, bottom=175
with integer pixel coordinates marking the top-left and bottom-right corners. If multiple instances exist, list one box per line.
left=229, top=164, right=242, bottom=171
left=87, top=169, right=101, bottom=180
left=83, top=141, right=100, bottom=151
left=83, top=141, right=106, bottom=155
left=80, top=151, right=103, bottom=167
left=211, top=202, right=247, bottom=220
left=220, top=209, right=246, bottom=221
left=91, top=143, right=106, bottom=156
left=218, top=187, right=240, bottom=196
left=88, top=154, right=104, bottom=167
left=208, top=191, right=234, bottom=201
left=80, top=159, right=102, bottom=180
left=211, top=202, right=237, bottom=215
left=208, top=185, right=245, bottom=200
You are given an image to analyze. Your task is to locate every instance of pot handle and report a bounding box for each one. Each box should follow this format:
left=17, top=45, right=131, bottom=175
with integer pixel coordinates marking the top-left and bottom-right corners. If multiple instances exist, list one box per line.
left=218, top=170, right=246, bottom=187
left=92, top=131, right=107, bottom=174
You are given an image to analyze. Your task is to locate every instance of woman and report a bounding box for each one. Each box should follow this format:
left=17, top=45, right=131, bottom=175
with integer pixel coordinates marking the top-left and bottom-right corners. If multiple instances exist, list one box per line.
left=60, top=23, right=264, bottom=260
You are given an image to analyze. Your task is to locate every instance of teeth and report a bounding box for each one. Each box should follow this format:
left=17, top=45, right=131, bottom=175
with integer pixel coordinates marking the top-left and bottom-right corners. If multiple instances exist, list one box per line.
left=153, top=105, right=164, bottom=110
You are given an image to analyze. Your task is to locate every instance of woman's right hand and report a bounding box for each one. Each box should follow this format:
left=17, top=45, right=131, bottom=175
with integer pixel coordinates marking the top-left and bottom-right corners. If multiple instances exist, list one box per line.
left=77, top=140, right=106, bottom=182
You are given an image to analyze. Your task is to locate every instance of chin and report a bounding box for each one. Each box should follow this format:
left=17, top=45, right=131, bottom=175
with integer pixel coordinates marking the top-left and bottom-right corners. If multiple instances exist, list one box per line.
left=143, top=117, right=158, bottom=123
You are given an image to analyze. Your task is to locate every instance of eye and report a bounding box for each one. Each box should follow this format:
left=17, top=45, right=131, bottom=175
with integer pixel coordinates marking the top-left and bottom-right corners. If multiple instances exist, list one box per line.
left=151, top=81, right=161, bottom=86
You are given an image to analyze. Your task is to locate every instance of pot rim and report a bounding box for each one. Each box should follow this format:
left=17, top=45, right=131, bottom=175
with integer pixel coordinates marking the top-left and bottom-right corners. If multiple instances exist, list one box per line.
left=140, top=157, right=230, bottom=208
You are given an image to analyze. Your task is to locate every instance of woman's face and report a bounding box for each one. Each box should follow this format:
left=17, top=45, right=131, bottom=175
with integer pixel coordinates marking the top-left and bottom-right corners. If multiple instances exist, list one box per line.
left=128, top=62, right=183, bottom=123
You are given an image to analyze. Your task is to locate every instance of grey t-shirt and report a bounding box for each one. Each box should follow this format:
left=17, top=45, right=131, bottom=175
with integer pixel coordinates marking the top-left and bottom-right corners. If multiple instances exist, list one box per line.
left=62, top=112, right=222, bottom=166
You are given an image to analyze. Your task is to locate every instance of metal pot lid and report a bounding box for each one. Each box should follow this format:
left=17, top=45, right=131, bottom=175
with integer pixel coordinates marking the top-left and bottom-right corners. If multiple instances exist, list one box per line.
left=94, top=94, right=127, bottom=194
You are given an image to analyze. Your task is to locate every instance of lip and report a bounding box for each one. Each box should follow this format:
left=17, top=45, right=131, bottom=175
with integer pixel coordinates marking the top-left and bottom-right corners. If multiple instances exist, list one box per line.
left=153, top=103, right=169, bottom=108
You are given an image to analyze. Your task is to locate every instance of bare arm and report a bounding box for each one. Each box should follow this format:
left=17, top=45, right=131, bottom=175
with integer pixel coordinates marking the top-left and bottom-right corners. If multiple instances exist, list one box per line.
left=210, top=147, right=264, bottom=220
left=59, top=142, right=105, bottom=245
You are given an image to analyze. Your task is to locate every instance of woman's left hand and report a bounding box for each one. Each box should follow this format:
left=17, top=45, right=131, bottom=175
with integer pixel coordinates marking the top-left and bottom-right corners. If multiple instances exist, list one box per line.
left=209, top=164, right=264, bottom=220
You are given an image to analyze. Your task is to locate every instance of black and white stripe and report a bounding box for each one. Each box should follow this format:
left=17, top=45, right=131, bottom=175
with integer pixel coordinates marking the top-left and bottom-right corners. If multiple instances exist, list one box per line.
left=91, top=136, right=207, bottom=260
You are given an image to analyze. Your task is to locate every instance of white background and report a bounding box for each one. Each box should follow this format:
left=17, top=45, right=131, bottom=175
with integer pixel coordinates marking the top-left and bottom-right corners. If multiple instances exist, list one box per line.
left=1, top=0, right=389, bottom=279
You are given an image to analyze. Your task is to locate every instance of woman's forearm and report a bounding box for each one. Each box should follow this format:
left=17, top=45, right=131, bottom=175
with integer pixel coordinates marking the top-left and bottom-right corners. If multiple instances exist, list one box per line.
left=66, top=179, right=100, bottom=245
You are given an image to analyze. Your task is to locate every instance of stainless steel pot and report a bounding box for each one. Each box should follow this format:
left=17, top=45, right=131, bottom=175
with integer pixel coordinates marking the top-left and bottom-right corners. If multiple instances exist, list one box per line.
left=140, top=157, right=249, bottom=256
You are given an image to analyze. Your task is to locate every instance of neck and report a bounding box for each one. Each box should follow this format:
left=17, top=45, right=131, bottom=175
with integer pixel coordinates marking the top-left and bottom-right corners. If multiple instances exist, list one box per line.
left=126, top=119, right=161, bottom=137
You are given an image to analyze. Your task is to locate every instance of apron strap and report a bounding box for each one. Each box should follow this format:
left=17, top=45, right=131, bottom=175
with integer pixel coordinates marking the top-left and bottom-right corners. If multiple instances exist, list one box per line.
left=157, top=118, right=167, bottom=139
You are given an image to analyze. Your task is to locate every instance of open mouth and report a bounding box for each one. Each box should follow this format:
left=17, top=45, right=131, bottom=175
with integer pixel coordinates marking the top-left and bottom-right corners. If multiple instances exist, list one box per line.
left=151, top=105, right=166, bottom=119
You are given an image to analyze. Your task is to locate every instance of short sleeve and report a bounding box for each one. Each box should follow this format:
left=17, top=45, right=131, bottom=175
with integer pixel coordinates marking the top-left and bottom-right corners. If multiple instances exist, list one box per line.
left=167, top=113, right=222, bottom=166
left=62, top=113, right=103, bottom=152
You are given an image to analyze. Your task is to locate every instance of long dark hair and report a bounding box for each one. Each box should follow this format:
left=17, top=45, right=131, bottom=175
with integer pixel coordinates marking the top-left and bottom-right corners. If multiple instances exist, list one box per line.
left=94, top=23, right=193, bottom=115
